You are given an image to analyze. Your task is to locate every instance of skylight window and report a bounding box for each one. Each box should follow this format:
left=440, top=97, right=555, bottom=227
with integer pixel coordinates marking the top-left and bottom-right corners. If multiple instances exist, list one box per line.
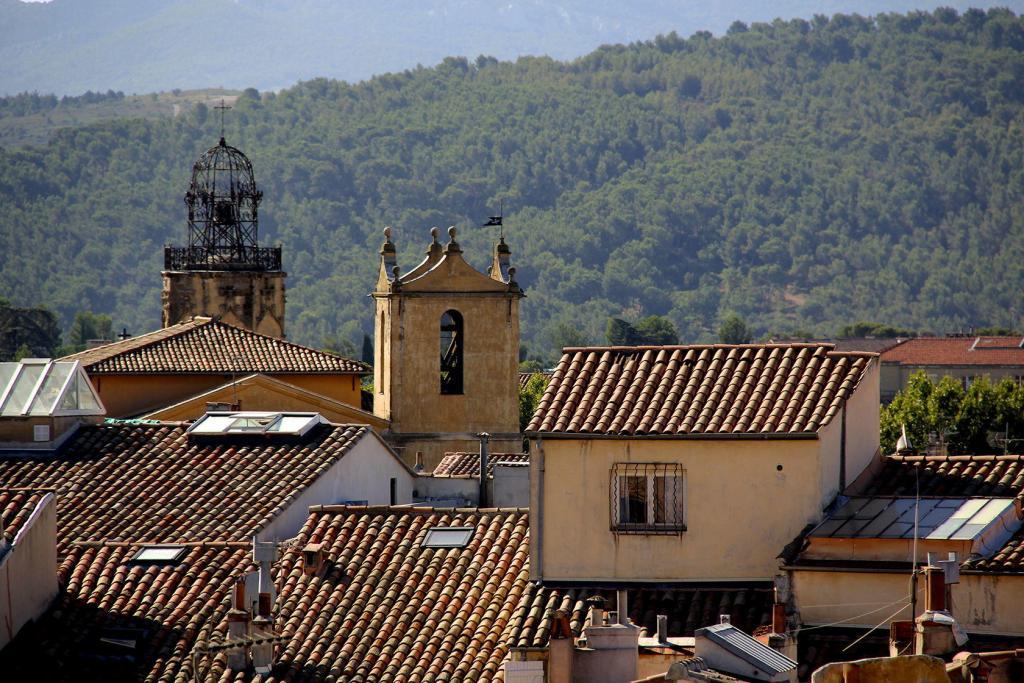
left=0, top=360, right=104, bottom=418
left=187, top=411, right=323, bottom=437
left=130, top=546, right=187, bottom=564
left=422, top=527, right=474, bottom=549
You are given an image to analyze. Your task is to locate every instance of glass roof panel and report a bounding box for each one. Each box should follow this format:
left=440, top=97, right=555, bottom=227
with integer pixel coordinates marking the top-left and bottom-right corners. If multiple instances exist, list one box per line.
left=266, top=415, right=317, bottom=434
left=28, top=362, right=72, bottom=415
left=0, top=362, right=44, bottom=416
left=0, top=363, right=18, bottom=397
left=972, top=499, right=1013, bottom=526
left=422, top=527, right=474, bottom=548
left=75, top=372, right=103, bottom=412
left=189, top=415, right=235, bottom=433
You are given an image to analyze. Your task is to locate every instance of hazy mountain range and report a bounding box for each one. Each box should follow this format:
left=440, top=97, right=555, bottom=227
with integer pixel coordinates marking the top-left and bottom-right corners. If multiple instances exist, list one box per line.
left=3, top=0, right=1023, bottom=96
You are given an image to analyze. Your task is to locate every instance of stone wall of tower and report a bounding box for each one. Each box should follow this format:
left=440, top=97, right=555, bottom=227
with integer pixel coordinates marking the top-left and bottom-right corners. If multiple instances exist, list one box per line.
left=372, top=230, right=522, bottom=470
left=162, top=270, right=286, bottom=338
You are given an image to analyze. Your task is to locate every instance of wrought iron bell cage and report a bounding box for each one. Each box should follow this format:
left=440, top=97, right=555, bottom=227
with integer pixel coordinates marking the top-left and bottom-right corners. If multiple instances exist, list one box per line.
left=166, top=137, right=280, bottom=271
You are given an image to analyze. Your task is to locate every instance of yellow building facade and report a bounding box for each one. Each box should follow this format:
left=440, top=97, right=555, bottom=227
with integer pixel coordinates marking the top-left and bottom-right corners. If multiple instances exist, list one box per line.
left=526, top=343, right=880, bottom=585
left=373, top=227, right=523, bottom=469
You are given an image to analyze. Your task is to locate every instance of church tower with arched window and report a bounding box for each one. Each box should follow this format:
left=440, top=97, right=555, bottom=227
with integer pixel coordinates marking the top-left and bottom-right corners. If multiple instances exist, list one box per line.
left=372, top=226, right=523, bottom=469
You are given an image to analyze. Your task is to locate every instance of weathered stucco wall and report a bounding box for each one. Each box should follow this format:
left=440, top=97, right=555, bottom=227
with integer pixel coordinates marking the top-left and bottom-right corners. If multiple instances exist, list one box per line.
left=534, top=437, right=826, bottom=582
left=0, top=493, right=58, bottom=649
left=791, top=568, right=1024, bottom=636
left=91, top=372, right=361, bottom=419
left=162, top=270, right=286, bottom=338
left=145, top=376, right=378, bottom=426
left=257, top=432, right=414, bottom=543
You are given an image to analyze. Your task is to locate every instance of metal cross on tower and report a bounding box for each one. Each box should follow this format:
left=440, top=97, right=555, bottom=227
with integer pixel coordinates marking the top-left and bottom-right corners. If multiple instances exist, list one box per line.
left=214, top=99, right=231, bottom=139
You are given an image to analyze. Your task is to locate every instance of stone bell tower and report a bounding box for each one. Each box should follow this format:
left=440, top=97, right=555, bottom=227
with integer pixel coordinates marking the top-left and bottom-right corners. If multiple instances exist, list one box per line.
left=373, top=226, right=523, bottom=469
left=162, top=136, right=286, bottom=338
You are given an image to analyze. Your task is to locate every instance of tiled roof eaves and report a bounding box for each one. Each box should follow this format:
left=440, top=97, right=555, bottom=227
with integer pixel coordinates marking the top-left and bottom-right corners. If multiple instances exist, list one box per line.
left=523, top=430, right=820, bottom=440
left=67, top=318, right=369, bottom=375
left=529, top=344, right=874, bottom=435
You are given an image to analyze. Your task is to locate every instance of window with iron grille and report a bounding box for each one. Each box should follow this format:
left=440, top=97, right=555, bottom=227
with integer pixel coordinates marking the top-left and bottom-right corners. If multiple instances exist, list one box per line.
left=610, top=463, right=685, bottom=534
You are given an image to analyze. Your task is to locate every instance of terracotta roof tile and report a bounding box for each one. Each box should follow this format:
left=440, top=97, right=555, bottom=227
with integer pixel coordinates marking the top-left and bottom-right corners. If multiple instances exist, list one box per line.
left=0, top=542, right=254, bottom=681
left=433, top=452, right=529, bottom=477
left=860, top=454, right=1024, bottom=573
left=0, top=422, right=371, bottom=556
left=0, top=505, right=776, bottom=681
left=527, top=344, right=874, bottom=435
left=0, top=488, right=49, bottom=541
left=62, top=317, right=367, bottom=374
left=881, top=336, right=1024, bottom=366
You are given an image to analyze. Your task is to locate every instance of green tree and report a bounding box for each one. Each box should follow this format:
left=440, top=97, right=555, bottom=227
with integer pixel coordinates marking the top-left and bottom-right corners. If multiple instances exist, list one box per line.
left=718, top=313, right=752, bottom=344
left=880, top=371, right=933, bottom=454
left=634, top=316, right=679, bottom=345
left=606, top=318, right=638, bottom=345
left=0, top=302, right=61, bottom=360
left=66, top=311, right=113, bottom=352
left=519, top=373, right=548, bottom=431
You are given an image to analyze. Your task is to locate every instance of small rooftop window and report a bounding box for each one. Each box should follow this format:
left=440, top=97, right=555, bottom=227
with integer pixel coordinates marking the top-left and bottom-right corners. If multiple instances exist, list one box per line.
left=422, top=526, right=474, bottom=549
left=130, top=546, right=187, bottom=564
left=187, top=411, right=324, bottom=437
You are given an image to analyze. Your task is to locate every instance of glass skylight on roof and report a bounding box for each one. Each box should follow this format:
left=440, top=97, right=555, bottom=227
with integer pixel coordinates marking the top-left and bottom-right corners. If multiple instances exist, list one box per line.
left=811, top=496, right=1020, bottom=557
left=422, top=527, right=474, bottom=549
left=187, top=411, right=323, bottom=437
left=0, top=360, right=105, bottom=418
left=130, top=546, right=187, bottom=563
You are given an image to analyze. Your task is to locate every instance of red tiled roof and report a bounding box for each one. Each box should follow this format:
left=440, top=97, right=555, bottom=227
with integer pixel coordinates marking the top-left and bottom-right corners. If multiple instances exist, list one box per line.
left=881, top=336, right=1024, bottom=367
left=0, top=488, right=49, bottom=541
left=0, top=541, right=254, bottom=681
left=62, top=317, right=368, bottom=374
left=433, top=452, right=529, bottom=477
left=862, top=454, right=1024, bottom=500
left=860, top=454, right=1024, bottom=573
left=527, top=344, right=873, bottom=435
left=0, top=505, right=776, bottom=681
left=0, top=422, right=372, bottom=556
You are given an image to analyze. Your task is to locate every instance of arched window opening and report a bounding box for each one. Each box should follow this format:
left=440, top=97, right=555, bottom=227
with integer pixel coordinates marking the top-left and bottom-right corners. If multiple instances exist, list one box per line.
left=440, top=310, right=464, bottom=394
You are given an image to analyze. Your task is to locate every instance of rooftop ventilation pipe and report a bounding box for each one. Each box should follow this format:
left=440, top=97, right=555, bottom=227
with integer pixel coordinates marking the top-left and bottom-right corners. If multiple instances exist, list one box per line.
left=478, top=432, right=490, bottom=507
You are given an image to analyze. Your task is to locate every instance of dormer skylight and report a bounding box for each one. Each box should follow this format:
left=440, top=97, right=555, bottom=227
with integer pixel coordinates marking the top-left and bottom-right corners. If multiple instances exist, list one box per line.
left=0, top=359, right=104, bottom=418
left=422, top=526, right=474, bottom=549
left=187, top=411, right=324, bottom=437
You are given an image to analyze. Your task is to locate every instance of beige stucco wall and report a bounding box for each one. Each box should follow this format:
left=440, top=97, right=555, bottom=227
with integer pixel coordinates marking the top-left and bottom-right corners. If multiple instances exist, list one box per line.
left=162, top=270, right=286, bottom=338
left=791, top=568, right=1024, bottom=636
left=533, top=437, right=827, bottom=582
left=257, top=431, right=414, bottom=542
left=0, top=493, right=58, bottom=649
left=144, top=376, right=381, bottom=427
left=91, top=372, right=361, bottom=418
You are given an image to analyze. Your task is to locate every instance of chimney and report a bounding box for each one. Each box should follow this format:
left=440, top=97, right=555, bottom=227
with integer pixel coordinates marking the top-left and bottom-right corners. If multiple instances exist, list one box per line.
left=252, top=538, right=277, bottom=615
left=414, top=451, right=425, bottom=473
left=585, top=595, right=606, bottom=627
left=915, top=554, right=966, bottom=656
left=478, top=433, right=490, bottom=507
left=924, top=556, right=946, bottom=612
left=548, top=609, right=574, bottom=683
left=772, top=603, right=786, bottom=634
left=617, top=589, right=629, bottom=626
left=656, top=614, right=668, bottom=643
left=302, top=542, right=324, bottom=576
left=226, top=580, right=251, bottom=671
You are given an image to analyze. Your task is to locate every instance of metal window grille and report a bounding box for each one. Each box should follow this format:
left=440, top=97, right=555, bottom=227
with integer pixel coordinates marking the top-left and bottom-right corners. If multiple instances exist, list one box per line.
left=610, top=463, right=685, bottom=534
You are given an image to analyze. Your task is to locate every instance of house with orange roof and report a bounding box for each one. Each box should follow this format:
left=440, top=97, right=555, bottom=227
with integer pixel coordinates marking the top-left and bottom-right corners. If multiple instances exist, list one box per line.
left=61, top=316, right=368, bottom=417
left=526, top=342, right=880, bottom=587
left=880, top=336, right=1024, bottom=402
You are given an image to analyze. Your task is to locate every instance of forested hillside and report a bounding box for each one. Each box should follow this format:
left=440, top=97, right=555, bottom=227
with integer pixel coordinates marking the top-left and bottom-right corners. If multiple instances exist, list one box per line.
left=1, top=9, right=1023, bottom=363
